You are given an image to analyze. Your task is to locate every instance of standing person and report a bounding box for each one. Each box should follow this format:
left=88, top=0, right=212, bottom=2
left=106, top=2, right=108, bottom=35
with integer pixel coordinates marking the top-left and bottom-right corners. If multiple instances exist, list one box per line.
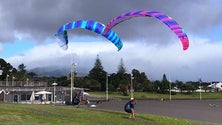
left=124, top=98, right=136, bottom=119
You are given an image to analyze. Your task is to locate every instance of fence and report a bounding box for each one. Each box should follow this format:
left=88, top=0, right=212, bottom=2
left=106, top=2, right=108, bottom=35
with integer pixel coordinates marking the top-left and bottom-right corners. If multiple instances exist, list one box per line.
left=0, top=80, right=48, bottom=87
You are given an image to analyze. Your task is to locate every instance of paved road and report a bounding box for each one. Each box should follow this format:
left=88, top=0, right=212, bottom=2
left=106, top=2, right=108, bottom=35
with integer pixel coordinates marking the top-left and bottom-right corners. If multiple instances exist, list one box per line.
left=93, top=99, right=222, bottom=124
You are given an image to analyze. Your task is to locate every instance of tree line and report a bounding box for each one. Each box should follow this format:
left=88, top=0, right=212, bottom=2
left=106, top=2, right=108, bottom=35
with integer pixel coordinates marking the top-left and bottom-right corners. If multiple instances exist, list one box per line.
left=0, top=58, right=36, bottom=84
left=0, top=57, right=210, bottom=94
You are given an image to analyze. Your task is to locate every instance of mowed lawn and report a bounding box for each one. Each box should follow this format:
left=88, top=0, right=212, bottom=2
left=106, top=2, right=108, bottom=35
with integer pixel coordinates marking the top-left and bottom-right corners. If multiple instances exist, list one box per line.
left=89, top=92, right=222, bottom=100
left=0, top=103, right=196, bottom=125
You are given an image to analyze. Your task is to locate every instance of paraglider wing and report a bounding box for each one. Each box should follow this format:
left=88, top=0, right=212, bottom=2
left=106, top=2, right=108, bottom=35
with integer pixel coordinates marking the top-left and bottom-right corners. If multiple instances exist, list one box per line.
left=55, top=30, right=68, bottom=50
left=55, top=20, right=123, bottom=51
left=104, top=10, right=189, bottom=50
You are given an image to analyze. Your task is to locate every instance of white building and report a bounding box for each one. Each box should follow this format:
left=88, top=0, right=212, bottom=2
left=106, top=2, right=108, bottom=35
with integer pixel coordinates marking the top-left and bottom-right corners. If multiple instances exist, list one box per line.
left=207, top=82, right=222, bottom=92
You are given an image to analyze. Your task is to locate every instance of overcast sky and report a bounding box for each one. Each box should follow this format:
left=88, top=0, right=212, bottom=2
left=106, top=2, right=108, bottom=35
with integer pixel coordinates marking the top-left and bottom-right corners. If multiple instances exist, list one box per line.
left=0, top=0, right=222, bottom=82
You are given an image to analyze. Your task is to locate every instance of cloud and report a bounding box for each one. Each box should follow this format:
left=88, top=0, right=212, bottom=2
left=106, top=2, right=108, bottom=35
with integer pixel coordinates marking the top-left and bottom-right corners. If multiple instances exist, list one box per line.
left=0, top=0, right=221, bottom=43
left=5, top=35, right=222, bottom=82
left=0, top=43, right=2, bottom=53
left=1, top=0, right=222, bottom=82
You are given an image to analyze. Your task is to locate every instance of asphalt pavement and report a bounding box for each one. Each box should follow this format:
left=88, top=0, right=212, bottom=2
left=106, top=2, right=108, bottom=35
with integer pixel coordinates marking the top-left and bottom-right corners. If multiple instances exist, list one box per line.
left=93, top=99, right=222, bottom=124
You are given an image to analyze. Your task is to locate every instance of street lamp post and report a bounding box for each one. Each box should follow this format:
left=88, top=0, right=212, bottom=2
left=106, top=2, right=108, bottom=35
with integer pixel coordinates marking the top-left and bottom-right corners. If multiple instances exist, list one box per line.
left=106, top=73, right=110, bottom=101
left=199, top=80, right=202, bottom=100
left=0, top=69, right=2, bottom=76
left=70, top=63, right=76, bottom=102
left=52, top=82, right=58, bottom=104
left=6, top=74, right=9, bottom=86
left=12, top=76, right=15, bottom=86
left=169, top=80, right=172, bottom=101
left=130, top=74, right=134, bottom=99
left=26, top=78, right=29, bottom=86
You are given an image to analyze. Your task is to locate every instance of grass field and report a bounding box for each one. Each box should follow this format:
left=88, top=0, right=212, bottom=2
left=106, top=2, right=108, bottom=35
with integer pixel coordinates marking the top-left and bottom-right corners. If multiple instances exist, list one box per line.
left=0, top=103, right=197, bottom=125
left=89, top=91, right=222, bottom=100
left=1, top=92, right=221, bottom=125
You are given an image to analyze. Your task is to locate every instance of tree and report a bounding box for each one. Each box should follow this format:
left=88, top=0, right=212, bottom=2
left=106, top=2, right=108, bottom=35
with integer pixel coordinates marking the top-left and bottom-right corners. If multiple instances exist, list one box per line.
left=18, top=63, right=26, bottom=73
left=131, top=69, right=150, bottom=91
left=57, top=76, right=70, bottom=86
left=88, top=55, right=107, bottom=91
left=117, top=58, right=126, bottom=74
left=27, top=72, right=37, bottom=78
left=175, top=80, right=184, bottom=93
left=153, top=80, right=162, bottom=93
left=114, top=58, right=130, bottom=95
left=160, top=74, right=169, bottom=93
left=186, top=83, right=196, bottom=93
left=132, top=69, right=141, bottom=91
left=88, top=79, right=101, bottom=91
left=0, top=58, right=15, bottom=80
left=16, top=63, right=27, bottom=81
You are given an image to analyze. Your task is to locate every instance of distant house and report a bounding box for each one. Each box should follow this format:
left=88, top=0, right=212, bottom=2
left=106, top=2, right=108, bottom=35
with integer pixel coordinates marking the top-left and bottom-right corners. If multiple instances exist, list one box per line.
left=207, top=82, right=222, bottom=92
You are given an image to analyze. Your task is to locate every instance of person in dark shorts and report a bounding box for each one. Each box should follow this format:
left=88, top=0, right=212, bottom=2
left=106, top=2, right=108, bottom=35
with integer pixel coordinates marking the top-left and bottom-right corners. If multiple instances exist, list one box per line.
left=124, top=98, right=136, bottom=118
left=72, top=92, right=80, bottom=107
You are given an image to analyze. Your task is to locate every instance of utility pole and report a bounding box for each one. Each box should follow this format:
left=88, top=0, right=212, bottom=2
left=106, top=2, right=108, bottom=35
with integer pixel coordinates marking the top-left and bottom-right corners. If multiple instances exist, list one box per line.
left=130, top=74, right=134, bottom=99
left=70, top=63, right=76, bottom=102
left=106, top=73, right=110, bottom=101
left=199, top=78, right=202, bottom=100
left=52, top=82, right=58, bottom=104
left=6, top=74, right=9, bottom=86
left=169, top=79, right=172, bottom=101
